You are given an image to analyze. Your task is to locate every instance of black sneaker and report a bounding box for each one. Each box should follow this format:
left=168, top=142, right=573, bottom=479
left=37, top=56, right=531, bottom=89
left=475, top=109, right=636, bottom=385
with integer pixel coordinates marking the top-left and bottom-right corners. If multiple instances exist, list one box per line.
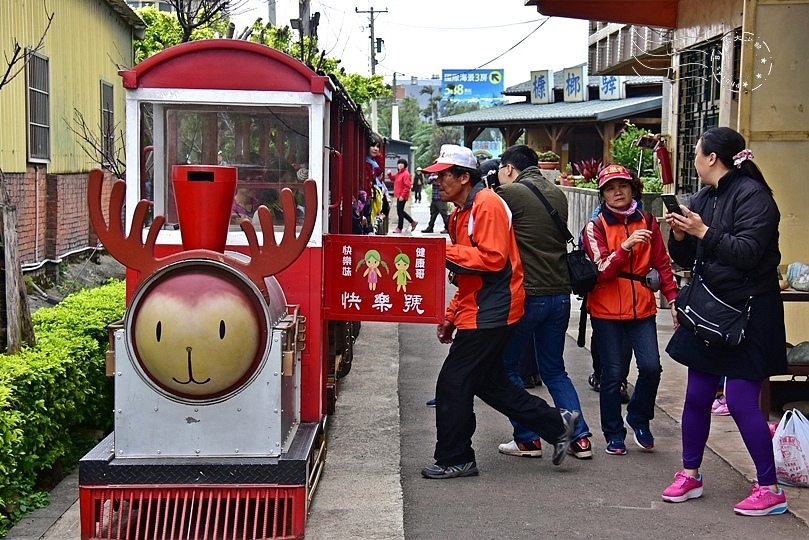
left=620, top=380, right=631, bottom=404
left=568, top=436, right=593, bottom=459
left=440, top=229, right=449, bottom=234
left=421, top=227, right=434, bottom=233
left=552, top=409, right=579, bottom=466
left=426, top=398, right=436, bottom=407
left=421, top=461, right=479, bottom=479
left=521, top=375, right=536, bottom=389
left=588, top=373, right=600, bottom=392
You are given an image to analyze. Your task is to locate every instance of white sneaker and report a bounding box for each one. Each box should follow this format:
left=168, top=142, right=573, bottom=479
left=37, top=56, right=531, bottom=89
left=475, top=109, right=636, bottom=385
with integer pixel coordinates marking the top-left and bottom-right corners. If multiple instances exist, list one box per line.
left=498, top=439, right=542, bottom=457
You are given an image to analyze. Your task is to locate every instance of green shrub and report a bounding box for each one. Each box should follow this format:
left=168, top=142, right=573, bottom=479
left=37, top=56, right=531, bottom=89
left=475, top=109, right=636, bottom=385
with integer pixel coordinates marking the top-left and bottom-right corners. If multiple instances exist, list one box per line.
left=610, top=121, right=657, bottom=177
left=0, top=280, right=124, bottom=535
left=641, top=176, right=663, bottom=194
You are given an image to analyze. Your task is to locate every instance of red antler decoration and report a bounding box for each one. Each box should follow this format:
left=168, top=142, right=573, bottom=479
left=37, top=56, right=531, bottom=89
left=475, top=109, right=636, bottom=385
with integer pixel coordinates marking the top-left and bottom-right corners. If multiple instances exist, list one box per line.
left=88, top=169, right=318, bottom=288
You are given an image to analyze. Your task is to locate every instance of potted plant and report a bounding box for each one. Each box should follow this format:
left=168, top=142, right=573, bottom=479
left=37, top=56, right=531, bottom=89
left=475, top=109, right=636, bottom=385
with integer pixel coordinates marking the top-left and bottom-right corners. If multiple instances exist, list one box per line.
left=573, top=157, right=603, bottom=183
left=537, top=151, right=560, bottom=170
left=558, top=163, right=575, bottom=186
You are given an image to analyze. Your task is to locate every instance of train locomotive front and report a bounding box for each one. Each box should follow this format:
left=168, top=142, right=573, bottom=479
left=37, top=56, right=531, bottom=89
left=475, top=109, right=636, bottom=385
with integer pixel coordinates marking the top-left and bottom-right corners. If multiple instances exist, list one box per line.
left=78, top=40, right=371, bottom=540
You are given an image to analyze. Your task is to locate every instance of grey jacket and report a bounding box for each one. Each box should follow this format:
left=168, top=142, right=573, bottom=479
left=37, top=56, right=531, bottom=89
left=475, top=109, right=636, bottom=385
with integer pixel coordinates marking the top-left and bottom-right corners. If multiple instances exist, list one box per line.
left=496, top=166, right=571, bottom=296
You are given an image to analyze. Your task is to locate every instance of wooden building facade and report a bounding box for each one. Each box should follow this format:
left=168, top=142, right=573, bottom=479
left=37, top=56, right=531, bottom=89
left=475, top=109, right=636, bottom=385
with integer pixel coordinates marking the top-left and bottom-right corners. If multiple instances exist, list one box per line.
left=0, top=0, right=143, bottom=271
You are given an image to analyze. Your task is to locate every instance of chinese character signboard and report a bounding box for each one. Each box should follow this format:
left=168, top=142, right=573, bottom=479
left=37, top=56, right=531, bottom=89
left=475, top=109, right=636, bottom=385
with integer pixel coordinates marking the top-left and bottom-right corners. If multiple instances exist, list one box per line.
left=599, top=75, right=625, bottom=100
left=441, top=69, right=505, bottom=108
left=529, top=70, right=554, bottom=104
left=323, top=235, right=446, bottom=323
left=472, top=140, right=503, bottom=161
left=562, top=65, right=587, bottom=103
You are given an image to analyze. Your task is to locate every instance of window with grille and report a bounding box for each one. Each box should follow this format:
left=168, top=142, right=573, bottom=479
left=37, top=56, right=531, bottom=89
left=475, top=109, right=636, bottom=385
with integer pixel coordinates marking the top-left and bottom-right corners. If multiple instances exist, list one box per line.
left=101, top=81, right=115, bottom=165
left=26, top=50, right=50, bottom=162
left=676, top=31, right=741, bottom=193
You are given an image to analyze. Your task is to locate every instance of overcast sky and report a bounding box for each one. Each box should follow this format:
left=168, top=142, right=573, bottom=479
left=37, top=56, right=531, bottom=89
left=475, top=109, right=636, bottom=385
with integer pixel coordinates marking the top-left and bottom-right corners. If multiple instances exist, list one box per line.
left=230, top=0, right=589, bottom=88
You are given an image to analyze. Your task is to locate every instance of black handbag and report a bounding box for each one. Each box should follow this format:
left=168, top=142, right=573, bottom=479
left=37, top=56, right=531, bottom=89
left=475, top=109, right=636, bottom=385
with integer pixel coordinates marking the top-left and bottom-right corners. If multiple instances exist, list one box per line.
left=675, top=233, right=752, bottom=348
left=567, top=247, right=599, bottom=296
left=516, top=179, right=598, bottom=296
left=675, top=275, right=752, bottom=348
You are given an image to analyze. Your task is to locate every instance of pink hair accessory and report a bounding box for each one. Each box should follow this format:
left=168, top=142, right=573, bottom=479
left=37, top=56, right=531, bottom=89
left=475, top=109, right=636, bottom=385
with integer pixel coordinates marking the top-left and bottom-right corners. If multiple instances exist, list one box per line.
left=733, top=148, right=754, bottom=168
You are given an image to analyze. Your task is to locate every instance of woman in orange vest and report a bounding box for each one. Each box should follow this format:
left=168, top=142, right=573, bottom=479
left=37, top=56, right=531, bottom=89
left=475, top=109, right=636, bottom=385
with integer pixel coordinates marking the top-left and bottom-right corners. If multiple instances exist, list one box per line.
left=581, top=164, right=678, bottom=456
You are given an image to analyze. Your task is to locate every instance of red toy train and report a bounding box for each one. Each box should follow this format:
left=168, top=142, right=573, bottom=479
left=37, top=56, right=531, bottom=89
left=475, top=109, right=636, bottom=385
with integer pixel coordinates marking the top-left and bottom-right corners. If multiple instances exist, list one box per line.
left=78, top=40, right=445, bottom=539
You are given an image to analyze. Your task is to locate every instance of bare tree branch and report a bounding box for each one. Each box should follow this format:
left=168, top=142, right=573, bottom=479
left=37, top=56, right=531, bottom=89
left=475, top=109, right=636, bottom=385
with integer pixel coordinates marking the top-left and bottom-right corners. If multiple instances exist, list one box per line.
left=0, top=1, right=54, bottom=91
left=64, top=108, right=126, bottom=179
left=169, top=0, right=247, bottom=43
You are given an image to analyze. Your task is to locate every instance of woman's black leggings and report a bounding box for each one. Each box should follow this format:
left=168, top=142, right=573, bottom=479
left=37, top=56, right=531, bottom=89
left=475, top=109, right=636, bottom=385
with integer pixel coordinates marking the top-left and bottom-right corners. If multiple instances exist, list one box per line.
left=397, top=199, right=414, bottom=229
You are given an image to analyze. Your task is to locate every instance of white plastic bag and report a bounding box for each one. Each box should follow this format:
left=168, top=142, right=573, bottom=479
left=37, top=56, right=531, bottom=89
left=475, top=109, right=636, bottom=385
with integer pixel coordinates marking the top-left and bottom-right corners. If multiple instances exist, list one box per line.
left=773, top=408, right=809, bottom=487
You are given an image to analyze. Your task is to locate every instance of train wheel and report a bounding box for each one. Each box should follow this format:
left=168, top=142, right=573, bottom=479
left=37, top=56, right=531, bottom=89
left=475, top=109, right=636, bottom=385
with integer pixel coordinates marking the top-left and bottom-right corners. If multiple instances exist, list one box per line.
left=350, top=320, right=361, bottom=342
left=327, top=321, right=338, bottom=380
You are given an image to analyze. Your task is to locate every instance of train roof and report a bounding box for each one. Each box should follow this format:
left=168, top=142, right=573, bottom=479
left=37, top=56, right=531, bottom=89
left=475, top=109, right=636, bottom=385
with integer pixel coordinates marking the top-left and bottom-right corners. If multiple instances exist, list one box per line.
left=119, top=39, right=334, bottom=95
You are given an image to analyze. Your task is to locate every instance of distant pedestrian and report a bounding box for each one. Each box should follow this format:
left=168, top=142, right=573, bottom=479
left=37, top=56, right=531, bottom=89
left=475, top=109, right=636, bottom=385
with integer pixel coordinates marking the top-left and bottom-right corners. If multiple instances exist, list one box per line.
left=388, top=158, right=417, bottom=233
left=495, top=144, right=594, bottom=460
left=662, top=126, right=788, bottom=516
left=420, top=144, right=578, bottom=480
left=582, top=164, right=678, bottom=456
left=420, top=173, right=450, bottom=234
left=413, top=167, right=424, bottom=203
left=366, top=136, right=390, bottom=234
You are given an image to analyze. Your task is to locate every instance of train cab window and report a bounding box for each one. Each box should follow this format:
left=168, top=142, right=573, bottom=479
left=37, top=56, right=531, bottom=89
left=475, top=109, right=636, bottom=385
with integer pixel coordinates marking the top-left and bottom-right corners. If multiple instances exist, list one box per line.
left=139, top=102, right=311, bottom=236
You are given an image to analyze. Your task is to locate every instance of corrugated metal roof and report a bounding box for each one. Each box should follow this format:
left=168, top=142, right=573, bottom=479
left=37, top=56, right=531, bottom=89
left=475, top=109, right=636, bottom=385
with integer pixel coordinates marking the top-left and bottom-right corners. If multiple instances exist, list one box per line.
left=106, top=0, right=145, bottom=29
left=504, top=69, right=665, bottom=96
left=436, top=95, right=662, bottom=125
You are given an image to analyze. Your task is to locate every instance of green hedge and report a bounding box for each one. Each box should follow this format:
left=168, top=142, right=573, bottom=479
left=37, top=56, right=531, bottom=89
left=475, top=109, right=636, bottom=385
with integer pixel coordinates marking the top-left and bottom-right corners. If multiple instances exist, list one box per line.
left=0, top=280, right=125, bottom=535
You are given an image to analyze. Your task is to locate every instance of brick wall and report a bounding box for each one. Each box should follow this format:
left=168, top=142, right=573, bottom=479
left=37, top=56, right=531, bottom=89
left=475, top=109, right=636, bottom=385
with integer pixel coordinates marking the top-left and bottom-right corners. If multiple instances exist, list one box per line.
left=4, top=166, right=115, bottom=268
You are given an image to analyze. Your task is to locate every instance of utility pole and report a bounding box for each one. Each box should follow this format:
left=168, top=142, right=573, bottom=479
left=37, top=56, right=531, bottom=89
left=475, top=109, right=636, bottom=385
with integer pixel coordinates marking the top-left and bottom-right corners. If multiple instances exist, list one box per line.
left=391, top=72, right=403, bottom=140
left=267, top=0, right=276, bottom=26
left=299, top=0, right=311, bottom=37
left=355, top=6, right=387, bottom=132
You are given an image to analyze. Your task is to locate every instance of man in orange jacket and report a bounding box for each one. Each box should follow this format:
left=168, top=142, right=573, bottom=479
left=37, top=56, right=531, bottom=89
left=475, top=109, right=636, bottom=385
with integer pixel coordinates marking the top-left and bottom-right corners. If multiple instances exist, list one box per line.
left=420, top=144, right=579, bottom=480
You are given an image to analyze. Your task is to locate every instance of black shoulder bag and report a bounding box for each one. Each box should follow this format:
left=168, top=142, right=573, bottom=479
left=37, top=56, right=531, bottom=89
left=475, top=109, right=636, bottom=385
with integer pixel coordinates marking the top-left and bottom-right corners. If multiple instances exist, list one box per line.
left=674, top=201, right=753, bottom=348
left=517, top=180, right=598, bottom=296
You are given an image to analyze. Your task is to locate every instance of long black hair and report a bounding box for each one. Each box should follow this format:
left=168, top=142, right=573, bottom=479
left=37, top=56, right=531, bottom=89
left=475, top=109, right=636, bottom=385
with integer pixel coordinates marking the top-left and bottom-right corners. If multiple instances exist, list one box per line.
left=700, top=127, right=771, bottom=194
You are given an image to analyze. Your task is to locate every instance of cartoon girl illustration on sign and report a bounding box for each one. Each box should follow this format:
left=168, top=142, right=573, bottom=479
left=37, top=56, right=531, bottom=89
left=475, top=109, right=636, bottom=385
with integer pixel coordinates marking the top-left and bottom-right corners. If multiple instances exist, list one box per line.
left=356, top=249, right=389, bottom=291
left=392, top=250, right=412, bottom=293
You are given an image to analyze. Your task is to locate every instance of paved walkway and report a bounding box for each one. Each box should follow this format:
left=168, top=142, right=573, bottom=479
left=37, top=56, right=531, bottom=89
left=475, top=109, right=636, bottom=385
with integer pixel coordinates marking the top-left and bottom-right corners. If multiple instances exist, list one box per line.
left=11, top=195, right=808, bottom=538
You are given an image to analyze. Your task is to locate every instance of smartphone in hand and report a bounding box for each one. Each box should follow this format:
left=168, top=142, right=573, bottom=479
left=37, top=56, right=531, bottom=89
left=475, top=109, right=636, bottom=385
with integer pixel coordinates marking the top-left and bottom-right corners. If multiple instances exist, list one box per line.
left=661, top=194, right=684, bottom=216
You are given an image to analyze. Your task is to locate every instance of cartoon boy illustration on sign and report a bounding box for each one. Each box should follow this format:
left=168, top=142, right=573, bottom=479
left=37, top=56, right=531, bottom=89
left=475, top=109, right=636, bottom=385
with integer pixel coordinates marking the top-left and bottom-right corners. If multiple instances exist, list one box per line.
left=392, top=250, right=412, bottom=293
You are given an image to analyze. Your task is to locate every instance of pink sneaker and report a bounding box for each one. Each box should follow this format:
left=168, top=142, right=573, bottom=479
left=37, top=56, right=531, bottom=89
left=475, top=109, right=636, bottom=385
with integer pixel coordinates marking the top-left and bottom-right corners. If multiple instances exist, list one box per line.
left=733, top=484, right=788, bottom=516
left=410, top=221, right=418, bottom=231
left=711, top=396, right=726, bottom=413
left=393, top=227, right=402, bottom=233
left=662, top=471, right=703, bottom=503
left=712, top=401, right=730, bottom=416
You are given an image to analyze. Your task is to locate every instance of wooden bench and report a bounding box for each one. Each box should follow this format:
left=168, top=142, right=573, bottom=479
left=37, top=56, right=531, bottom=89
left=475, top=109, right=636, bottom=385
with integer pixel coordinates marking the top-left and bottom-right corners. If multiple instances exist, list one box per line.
left=758, top=289, right=809, bottom=415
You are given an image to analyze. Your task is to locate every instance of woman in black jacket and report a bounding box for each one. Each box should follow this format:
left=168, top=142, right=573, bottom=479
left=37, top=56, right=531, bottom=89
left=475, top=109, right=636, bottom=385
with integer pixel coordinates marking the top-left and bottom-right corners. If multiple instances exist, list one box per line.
left=661, top=127, right=788, bottom=516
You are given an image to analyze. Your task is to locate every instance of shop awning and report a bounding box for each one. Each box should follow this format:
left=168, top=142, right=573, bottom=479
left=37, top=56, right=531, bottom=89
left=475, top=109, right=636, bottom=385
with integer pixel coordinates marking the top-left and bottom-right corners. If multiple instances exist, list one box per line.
left=528, top=0, right=679, bottom=29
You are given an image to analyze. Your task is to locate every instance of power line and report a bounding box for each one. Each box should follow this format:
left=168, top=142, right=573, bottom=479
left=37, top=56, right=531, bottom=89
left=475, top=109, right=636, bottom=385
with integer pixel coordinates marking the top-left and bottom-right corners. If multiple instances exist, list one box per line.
left=317, top=0, right=545, bottom=30
left=384, top=18, right=547, bottom=30
left=475, top=18, right=551, bottom=69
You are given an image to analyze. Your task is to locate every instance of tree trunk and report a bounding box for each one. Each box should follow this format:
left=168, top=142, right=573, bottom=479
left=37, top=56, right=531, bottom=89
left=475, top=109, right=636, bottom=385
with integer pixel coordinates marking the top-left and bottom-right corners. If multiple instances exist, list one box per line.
left=0, top=170, right=35, bottom=353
